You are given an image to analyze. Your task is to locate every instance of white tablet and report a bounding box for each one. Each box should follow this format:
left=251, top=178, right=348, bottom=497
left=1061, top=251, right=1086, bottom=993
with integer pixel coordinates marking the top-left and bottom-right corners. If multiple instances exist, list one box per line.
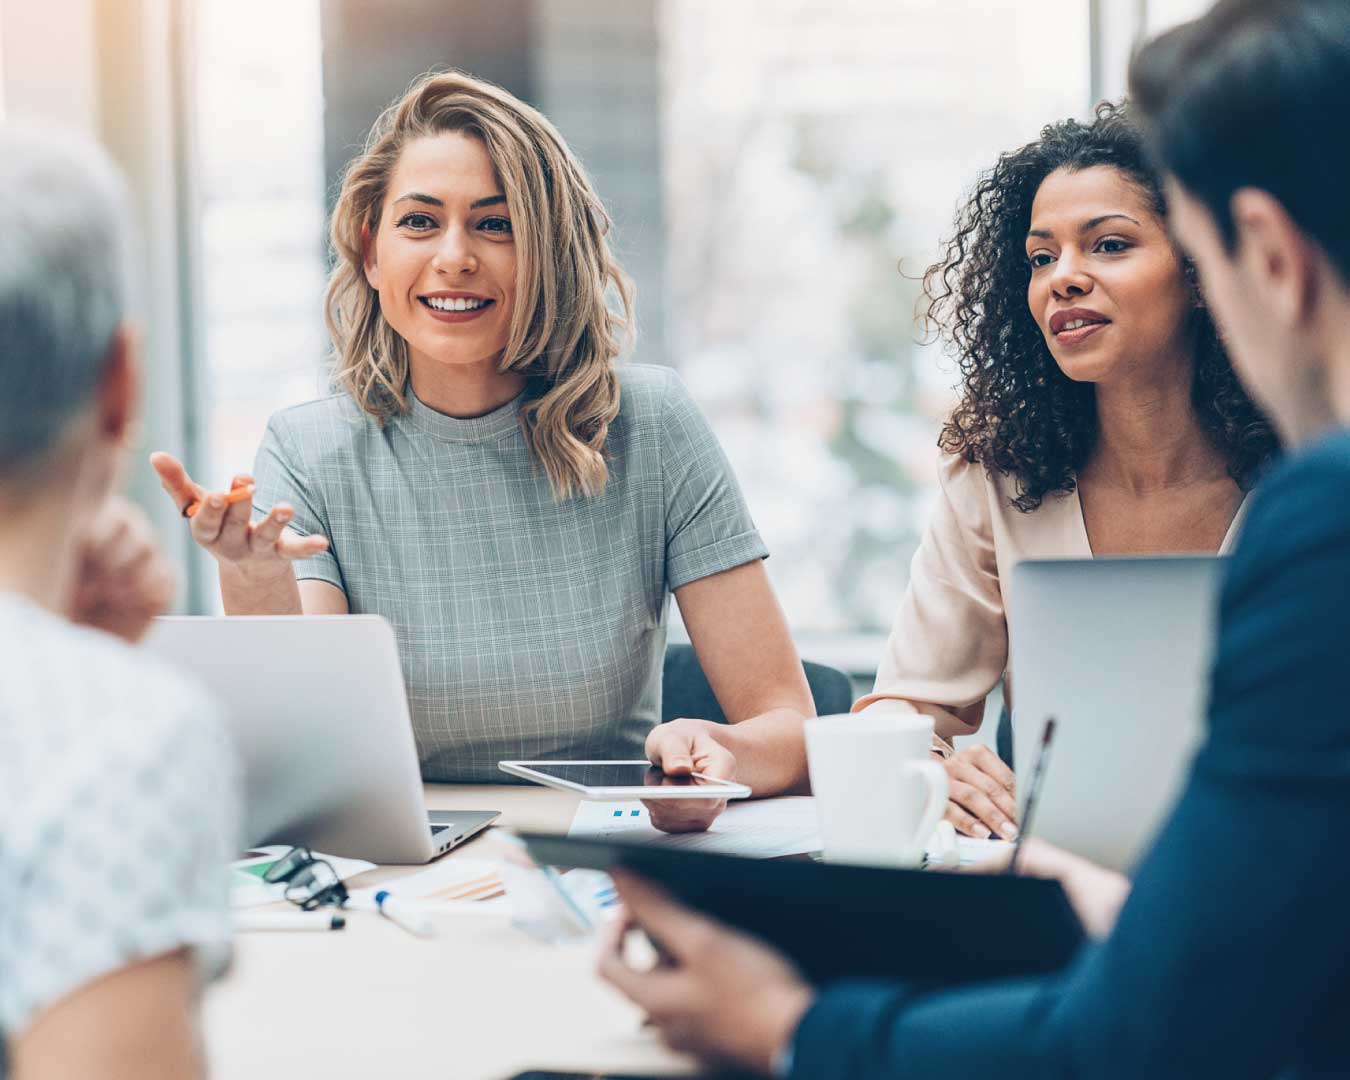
left=498, top=760, right=753, bottom=800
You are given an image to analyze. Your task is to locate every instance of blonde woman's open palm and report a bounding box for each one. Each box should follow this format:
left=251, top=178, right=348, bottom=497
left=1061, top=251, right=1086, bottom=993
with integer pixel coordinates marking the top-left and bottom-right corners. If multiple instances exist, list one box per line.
left=149, top=452, right=329, bottom=571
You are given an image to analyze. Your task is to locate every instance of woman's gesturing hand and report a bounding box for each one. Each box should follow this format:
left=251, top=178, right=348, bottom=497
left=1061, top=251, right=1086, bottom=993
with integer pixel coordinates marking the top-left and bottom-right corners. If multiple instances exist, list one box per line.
left=149, top=452, right=329, bottom=575
left=943, top=744, right=1019, bottom=841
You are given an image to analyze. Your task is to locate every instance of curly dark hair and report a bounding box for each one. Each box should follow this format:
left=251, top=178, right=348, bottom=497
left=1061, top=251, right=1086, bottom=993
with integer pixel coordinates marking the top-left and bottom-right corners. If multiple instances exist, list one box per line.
left=924, top=102, right=1277, bottom=512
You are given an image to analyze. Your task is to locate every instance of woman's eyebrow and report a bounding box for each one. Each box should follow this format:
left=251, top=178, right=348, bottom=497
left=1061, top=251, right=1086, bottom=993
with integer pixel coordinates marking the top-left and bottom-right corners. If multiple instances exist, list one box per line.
left=1027, top=212, right=1142, bottom=241
left=390, top=193, right=505, bottom=210
left=1080, top=212, right=1141, bottom=232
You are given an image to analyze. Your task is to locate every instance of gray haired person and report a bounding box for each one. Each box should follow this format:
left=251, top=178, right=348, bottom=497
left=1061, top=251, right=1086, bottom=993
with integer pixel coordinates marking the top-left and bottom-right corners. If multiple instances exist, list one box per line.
left=0, top=125, right=237, bottom=1080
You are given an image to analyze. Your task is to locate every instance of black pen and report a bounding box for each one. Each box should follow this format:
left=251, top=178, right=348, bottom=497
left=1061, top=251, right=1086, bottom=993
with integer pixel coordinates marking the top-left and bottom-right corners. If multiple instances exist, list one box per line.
left=1007, top=717, right=1057, bottom=875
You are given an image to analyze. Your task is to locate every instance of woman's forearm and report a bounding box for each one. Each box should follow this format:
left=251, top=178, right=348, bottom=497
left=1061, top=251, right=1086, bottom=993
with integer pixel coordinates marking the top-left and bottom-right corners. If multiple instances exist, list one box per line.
left=218, top=562, right=303, bottom=615
left=708, top=708, right=810, bottom=796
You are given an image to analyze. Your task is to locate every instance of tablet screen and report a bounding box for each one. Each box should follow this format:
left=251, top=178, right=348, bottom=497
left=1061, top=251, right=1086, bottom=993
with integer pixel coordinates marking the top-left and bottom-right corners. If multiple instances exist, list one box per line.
left=523, top=763, right=721, bottom=790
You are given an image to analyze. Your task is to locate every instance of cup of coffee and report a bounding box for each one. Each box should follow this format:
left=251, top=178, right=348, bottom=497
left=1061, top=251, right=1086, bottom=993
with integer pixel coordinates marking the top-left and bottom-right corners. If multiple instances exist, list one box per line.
left=805, top=713, right=948, bottom=868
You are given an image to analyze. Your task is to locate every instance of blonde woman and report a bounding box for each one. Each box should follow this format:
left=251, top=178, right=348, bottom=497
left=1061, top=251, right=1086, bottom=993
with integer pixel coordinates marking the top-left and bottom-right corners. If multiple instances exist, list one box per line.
left=151, top=71, right=811, bottom=831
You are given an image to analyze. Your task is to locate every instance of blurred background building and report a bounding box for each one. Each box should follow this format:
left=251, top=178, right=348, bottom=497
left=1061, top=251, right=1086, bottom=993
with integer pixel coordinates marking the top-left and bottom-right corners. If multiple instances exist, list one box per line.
left=0, top=0, right=1212, bottom=676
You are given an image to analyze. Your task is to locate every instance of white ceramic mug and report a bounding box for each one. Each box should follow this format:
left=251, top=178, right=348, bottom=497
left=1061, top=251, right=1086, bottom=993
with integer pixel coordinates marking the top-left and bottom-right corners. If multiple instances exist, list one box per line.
left=804, top=713, right=948, bottom=868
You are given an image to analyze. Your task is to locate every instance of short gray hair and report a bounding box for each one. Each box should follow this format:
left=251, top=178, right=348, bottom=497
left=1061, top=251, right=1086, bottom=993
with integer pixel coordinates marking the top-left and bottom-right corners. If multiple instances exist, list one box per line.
left=0, top=125, right=133, bottom=473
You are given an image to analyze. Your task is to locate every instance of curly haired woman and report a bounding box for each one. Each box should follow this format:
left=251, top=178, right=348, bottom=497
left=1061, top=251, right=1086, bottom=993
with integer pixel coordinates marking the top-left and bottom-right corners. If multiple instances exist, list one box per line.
left=149, top=71, right=813, bottom=832
left=856, top=104, right=1277, bottom=839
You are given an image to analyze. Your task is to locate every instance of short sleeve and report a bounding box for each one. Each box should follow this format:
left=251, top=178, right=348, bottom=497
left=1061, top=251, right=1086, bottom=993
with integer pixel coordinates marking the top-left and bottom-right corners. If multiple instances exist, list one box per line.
left=0, top=694, right=238, bottom=1037
left=660, top=369, right=769, bottom=590
left=252, top=411, right=346, bottom=591
left=854, top=452, right=1008, bottom=732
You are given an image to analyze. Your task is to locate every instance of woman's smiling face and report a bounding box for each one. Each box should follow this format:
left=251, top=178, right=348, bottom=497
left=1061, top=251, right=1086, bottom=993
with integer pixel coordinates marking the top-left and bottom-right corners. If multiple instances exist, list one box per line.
left=363, top=130, right=517, bottom=373
left=1026, top=165, right=1194, bottom=386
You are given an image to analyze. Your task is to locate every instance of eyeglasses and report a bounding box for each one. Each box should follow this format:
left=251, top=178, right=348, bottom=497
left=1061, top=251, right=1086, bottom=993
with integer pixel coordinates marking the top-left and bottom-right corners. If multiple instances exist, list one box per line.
left=262, top=846, right=349, bottom=911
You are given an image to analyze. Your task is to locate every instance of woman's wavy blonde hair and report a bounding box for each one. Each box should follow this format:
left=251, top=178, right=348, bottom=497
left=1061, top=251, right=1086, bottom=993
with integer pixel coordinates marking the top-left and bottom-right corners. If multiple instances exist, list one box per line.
left=326, top=70, right=633, bottom=500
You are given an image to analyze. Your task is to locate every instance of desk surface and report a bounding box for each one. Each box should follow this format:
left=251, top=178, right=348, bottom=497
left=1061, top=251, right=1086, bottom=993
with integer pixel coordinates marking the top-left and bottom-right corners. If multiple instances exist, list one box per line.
left=204, top=784, right=693, bottom=1079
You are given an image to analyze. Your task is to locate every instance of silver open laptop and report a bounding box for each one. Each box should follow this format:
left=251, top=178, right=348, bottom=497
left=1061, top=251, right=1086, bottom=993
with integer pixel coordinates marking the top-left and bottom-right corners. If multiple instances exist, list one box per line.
left=1008, top=557, right=1224, bottom=872
left=144, top=615, right=497, bottom=864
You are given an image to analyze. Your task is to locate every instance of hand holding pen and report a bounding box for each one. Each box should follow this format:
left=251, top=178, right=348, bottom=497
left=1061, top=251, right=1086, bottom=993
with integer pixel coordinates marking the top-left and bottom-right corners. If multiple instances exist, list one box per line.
left=149, top=452, right=330, bottom=573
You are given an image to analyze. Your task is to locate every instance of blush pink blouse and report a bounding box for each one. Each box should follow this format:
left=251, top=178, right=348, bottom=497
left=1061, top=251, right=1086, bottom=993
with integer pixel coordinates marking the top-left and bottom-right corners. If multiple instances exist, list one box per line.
left=855, top=452, right=1247, bottom=741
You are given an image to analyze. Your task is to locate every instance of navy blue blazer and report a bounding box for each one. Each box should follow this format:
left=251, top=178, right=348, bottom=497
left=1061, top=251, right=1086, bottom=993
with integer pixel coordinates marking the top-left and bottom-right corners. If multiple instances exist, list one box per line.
left=791, top=428, right=1350, bottom=1080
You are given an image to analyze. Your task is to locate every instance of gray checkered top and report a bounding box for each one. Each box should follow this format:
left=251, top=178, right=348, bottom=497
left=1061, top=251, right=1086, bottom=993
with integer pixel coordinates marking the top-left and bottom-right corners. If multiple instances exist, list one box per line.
left=252, top=364, right=767, bottom=782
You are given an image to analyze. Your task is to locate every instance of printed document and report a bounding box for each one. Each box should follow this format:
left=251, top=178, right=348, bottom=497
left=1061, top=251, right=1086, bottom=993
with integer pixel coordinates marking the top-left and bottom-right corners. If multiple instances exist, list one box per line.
left=568, top=796, right=823, bottom=857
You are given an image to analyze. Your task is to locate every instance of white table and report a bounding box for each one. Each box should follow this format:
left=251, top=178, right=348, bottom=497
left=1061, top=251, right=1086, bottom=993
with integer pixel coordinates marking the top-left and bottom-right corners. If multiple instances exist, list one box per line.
left=204, top=784, right=694, bottom=1079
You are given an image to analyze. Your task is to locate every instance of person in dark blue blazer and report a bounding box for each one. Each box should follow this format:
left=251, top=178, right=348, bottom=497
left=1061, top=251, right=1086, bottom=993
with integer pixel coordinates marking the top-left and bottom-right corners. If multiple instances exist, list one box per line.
left=598, top=3, right=1350, bottom=1077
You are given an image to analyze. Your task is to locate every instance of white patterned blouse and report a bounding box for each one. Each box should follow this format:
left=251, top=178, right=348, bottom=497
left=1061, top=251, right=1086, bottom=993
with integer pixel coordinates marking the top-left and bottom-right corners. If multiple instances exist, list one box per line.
left=0, top=593, right=238, bottom=1075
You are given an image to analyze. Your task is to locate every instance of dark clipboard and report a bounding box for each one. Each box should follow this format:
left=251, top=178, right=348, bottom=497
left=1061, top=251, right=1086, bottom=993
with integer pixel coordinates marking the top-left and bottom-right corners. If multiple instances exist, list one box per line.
left=520, top=832, right=1086, bottom=986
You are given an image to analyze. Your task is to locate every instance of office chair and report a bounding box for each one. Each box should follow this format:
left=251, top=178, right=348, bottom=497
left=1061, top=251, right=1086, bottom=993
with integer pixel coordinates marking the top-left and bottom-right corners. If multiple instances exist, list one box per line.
left=661, top=643, right=855, bottom=724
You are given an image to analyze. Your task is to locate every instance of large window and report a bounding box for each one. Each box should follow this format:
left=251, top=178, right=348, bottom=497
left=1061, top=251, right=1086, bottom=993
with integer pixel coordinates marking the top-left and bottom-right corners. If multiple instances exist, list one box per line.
left=1145, top=0, right=1214, bottom=34
left=662, top=0, right=1089, bottom=635
left=195, top=0, right=326, bottom=498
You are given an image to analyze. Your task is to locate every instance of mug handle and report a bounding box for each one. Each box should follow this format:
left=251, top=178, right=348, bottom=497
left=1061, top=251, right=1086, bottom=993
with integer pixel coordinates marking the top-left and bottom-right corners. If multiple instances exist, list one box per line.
left=901, top=758, right=949, bottom=855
